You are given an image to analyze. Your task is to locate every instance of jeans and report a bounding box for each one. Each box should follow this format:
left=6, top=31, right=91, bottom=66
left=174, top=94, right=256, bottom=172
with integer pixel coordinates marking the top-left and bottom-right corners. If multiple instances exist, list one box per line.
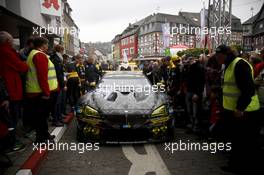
left=220, top=110, right=261, bottom=171
left=67, top=78, right=80, bottom=108
left=9, top=101, right=21, bottom=129
left=185, top=92, right=202, bottom=132
left=27, top=96, right=51, bottom=142
left=50, top=91, right=64, bottom=123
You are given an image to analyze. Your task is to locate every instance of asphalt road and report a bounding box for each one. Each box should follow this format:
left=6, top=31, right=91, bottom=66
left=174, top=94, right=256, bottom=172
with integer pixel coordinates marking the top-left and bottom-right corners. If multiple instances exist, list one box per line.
left=39, top=119, right=233, bottom=175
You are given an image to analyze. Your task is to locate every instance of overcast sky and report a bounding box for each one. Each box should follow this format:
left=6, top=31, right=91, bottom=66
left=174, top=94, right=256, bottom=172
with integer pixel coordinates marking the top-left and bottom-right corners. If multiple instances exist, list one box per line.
left=67, top=0, right=263, bottom=43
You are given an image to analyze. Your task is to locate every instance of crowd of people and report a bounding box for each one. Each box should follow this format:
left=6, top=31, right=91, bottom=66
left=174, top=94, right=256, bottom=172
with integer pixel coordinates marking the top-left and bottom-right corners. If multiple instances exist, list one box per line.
left=0, top=31, right=102, bottom=167
left=140, top=45, right=264, bottom=173
left=0, top=29, right=264, bottom=173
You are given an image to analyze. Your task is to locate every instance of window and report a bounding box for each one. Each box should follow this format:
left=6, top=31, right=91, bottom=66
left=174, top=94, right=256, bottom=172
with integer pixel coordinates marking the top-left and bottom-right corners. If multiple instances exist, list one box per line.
left=130, top=36, right=134, bottom=43
left=122, top=49, right=129, bottom=56
left=130, top=47, right=134, bottom=55
left=179, top=36, right=183, bottom=43
left=186, top=36, right=189, bottom=43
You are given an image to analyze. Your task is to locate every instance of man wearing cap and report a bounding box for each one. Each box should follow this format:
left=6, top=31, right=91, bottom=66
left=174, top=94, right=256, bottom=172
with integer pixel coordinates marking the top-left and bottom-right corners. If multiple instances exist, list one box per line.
left=215, top=45, right=260, bottom=173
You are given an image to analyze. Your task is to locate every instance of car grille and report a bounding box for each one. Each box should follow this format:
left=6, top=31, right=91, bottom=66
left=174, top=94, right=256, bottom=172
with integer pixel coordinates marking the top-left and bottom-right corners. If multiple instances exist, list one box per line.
left=102, top=128, right=151, bottom=142
left=104, top=115, right=148, bottom=127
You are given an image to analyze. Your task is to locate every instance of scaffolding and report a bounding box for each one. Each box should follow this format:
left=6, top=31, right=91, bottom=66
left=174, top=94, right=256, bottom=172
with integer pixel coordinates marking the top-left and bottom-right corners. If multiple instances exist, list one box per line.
left=208, top=0, right=232, bottom=51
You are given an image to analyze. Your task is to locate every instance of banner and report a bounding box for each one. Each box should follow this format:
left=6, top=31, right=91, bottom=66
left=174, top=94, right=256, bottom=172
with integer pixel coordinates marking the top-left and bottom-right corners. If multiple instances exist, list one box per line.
left=162, top=23, right=170, bottom=49
left=40, top=0, right=62, bottom=17
left=200, top=0, right=208, bottom=48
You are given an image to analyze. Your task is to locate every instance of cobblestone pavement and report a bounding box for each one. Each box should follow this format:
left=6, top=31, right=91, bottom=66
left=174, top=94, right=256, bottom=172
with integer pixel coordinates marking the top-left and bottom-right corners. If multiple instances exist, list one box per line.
left=39, top=119, right=234, bottom=175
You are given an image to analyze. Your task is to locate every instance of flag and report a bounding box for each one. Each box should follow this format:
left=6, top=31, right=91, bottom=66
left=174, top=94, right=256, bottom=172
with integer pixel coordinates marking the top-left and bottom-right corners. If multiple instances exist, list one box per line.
left=162, top=23, right=170, bottom=49
left=200, top=0, right=207, bottom=48
left=123, top=50, right=128, bottom=63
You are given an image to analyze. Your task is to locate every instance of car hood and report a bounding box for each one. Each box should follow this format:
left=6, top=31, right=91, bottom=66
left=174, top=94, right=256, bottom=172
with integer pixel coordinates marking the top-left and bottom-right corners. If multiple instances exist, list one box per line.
left=78, top=89, right=169, bottom=115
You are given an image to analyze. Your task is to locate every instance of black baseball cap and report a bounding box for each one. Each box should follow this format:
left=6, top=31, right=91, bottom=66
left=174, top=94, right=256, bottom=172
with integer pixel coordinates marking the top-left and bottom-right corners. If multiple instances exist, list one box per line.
left=215, top=45, right=230, bottom=55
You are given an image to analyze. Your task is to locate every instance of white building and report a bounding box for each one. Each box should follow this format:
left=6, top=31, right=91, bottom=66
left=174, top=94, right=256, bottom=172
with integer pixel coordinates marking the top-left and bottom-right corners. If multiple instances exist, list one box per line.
left=0, top=0, right=62, bottom=48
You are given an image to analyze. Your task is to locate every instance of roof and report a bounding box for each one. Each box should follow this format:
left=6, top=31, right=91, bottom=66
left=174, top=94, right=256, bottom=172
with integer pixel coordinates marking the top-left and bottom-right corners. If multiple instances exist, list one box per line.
left=181, top=10, right=242, bottom=31
left=253, top=3, right=264, bottom=35
left=180, top=12, right=201, bottom=26
left=243, top=15, right=257, bottom=25
left=112, top=9, right=243, bottom=41
left=138, top=13, right=189, bottom=36
left=242, top=3, right=264, bottom=35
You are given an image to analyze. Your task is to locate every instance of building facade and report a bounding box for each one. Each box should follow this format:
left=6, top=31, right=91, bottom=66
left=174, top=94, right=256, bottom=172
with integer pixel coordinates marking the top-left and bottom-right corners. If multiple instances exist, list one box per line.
left=138, top=13, right=197, bottom=57
left=0, top=0, right=80, bottom=55
left=243, top=3, right=264, bottom=52
left=119, top=23, right=140, bottom=60
left=112, top=34, right=121, bottom=61
left=61, top=0, right=80, bottom=57
left=0, top=0, right=63, bottom=49
left=112, top=10, right=243, bottom=59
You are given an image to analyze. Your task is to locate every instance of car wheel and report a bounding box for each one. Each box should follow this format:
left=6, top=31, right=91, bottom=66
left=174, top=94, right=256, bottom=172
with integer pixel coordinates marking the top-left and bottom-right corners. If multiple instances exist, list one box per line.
left=76, top=127, right=85, bottom=142
left=167, top=119, right=175, bottom=140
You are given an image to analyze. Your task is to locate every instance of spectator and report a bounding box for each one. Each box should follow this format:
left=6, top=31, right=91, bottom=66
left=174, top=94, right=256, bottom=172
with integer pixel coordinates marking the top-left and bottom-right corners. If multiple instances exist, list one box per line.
left=254, top=48, right=264, bottom=77
left=66, top=56, right=81, bottom=111
left=0, top=77, right=12, bottom=167
left=0, top=31, right=29, bottom=152
left=254, top=48, right=264, bottom=122
left=75, top=54, right=86, bottom=95
left=185, top=57, right=205, bottom=134
left=19, top=37, right=34, bottom=61
left=85, top=56, right=101, bottom=91
left=50, top=45, right=65, bottom=127
left=61, top=54, right=69, bottom=115
left=25, top=37, right=58, bottom=143
left=215, top=45, right=260, bottom=173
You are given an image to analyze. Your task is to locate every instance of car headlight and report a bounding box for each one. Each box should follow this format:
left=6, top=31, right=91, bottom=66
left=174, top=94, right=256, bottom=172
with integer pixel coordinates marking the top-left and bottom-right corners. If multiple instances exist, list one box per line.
left=79, top=106, right=100, bottom=118
left=151, top=105, right=168, bottom=118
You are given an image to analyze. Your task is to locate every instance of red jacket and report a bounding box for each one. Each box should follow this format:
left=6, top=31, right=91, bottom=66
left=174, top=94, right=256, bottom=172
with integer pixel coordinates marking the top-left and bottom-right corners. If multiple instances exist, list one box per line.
left=0, top=43, right=29, bottom=101
left=26, top=50, right=59, bottom=97
left=254, top=62, right=264, bottom=78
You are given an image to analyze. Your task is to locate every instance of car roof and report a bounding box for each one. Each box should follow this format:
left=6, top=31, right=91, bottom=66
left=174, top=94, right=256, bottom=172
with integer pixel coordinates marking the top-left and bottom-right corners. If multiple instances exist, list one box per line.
left=103, top=71, right=145, bottom=78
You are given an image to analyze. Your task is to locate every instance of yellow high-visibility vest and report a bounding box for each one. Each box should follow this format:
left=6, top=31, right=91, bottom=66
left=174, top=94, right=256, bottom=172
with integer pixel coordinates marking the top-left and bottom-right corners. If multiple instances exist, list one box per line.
left=223, top=57, right=260, bottom=111
left=26, top=49, right=58, bottom=93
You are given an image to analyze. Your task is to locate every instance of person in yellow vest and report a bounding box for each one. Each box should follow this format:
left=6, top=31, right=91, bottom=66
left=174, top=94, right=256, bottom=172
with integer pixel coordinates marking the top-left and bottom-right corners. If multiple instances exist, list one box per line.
left=26, top=37, right=58, bottom=144
left=215, top=45, right=261, bottom=173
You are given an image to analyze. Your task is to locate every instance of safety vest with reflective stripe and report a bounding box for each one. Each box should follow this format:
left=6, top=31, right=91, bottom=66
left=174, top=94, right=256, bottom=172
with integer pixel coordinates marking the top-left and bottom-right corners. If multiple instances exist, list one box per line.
left=223, top=57, right=260, bottom=111
left=26, top=49, right=58, bottom=93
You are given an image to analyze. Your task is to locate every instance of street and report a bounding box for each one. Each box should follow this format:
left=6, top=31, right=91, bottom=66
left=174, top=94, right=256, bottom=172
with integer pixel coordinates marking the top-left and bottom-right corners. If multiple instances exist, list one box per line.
left=39, top=119, right=231, bottom=175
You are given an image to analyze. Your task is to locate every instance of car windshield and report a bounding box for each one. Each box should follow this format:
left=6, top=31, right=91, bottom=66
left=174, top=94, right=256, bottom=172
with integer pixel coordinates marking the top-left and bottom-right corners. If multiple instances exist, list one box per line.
left=98, top=75, right=150, bottom=91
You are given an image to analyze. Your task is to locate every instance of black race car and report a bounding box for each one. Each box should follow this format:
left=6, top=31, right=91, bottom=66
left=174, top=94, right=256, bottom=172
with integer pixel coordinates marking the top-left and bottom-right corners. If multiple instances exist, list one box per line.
left=75, top=71, right=174, bottom=143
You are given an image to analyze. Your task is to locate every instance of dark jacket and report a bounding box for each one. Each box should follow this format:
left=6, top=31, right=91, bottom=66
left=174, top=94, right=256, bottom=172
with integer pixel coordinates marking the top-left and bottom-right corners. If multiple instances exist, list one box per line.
left=225, top=56, right=256, bottom=111
left=186, top=61, right=205, bottom=95
left=85, top=63, right=101, bottom=83
left=50, top=52, right=65, bottom=89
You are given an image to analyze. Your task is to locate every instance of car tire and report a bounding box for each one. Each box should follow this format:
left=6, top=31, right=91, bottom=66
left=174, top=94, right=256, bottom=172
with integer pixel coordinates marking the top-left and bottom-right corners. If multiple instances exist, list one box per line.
left=76, top=127, right=85, bottom=142
left=167, top=119, right=175, bottom=140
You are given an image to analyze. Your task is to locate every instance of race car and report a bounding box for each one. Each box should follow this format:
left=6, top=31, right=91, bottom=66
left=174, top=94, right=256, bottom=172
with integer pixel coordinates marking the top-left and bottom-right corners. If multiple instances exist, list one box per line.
left=75, top=71, right=174, bottom=143
left=117, top=62, right=141, bottom=72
